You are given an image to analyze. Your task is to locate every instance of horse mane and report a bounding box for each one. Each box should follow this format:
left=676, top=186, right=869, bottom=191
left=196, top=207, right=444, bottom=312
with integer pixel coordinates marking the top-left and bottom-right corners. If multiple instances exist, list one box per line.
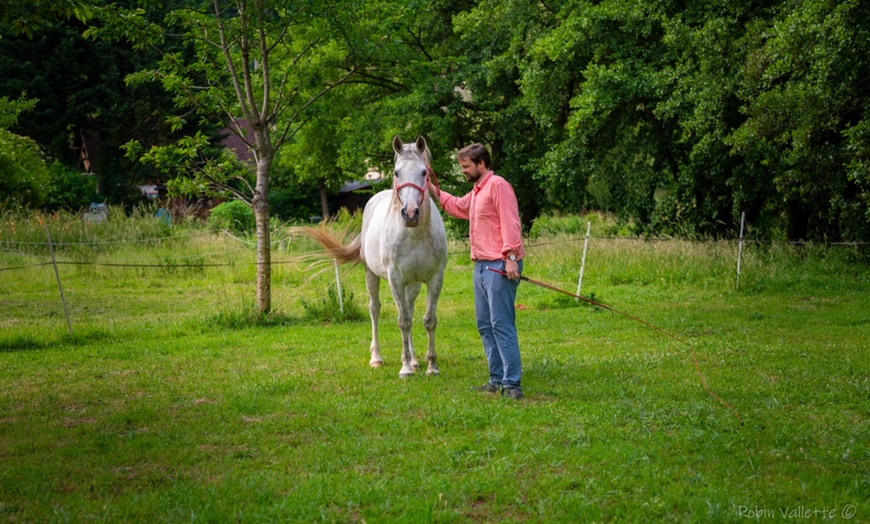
left=396, top=143, right=431, bottom=166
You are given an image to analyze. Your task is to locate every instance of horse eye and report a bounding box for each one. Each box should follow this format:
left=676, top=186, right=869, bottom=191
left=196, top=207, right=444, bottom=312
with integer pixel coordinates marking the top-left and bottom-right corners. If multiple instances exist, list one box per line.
left=394, top=170, right=399, bottom=177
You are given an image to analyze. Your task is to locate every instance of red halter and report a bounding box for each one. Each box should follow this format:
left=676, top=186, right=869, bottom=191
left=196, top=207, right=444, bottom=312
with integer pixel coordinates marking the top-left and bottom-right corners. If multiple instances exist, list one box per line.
left=394, top=175, right=429, bottom=195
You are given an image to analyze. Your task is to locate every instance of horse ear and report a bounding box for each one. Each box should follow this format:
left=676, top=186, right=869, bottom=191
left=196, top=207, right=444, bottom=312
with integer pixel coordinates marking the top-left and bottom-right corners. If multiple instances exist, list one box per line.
left=415, top=135, right=427, bottom=153
left=392, top=135, right=404, bottom=154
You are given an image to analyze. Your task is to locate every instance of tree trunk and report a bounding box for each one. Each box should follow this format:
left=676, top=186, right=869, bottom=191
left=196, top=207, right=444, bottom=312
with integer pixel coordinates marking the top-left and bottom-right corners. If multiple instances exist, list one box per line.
left=254, top=156, right=272, bottom=315
left=318, top=179, right=329, bottom=220
left=786, top=200, right=808, bottom=242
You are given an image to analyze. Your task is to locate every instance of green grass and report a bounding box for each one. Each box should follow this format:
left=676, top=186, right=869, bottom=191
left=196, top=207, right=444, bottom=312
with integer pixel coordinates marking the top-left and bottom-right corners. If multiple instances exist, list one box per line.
left=1, top=212, right=868, bottom=522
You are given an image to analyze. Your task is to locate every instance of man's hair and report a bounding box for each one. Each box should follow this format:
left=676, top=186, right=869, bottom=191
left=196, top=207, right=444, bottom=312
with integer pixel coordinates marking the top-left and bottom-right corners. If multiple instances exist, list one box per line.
left=458, top=143, right=491, bottom=169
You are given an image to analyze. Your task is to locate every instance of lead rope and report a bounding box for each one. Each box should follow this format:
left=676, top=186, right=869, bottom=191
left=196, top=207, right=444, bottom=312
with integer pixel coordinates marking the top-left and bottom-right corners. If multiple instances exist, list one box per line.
left=489, top=268, right=743, bottom=424
left=426, top=165, right=441, bottom=196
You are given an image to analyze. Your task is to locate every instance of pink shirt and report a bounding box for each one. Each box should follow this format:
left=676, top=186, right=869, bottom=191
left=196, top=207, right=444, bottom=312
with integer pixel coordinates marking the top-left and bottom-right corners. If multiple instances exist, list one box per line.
left=439, top=171, right=525, bottom=262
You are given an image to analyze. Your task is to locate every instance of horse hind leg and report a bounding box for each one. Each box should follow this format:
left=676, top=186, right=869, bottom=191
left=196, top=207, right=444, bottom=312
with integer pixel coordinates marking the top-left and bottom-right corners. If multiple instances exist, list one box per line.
left=366, top=269, right=383, bottom=368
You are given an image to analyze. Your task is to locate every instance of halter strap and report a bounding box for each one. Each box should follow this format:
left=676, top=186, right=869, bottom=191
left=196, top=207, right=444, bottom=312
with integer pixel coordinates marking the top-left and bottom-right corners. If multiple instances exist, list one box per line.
left=395, top=176, right=429, bottom=195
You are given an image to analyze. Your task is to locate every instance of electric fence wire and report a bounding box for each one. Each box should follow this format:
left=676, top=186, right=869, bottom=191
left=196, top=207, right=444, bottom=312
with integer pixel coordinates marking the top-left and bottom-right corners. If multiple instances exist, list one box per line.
left=3, top=231, right=867, bottom=273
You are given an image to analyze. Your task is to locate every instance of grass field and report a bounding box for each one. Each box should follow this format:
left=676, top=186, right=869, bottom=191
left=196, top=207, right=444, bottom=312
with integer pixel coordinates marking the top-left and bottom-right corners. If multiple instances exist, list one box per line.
left=1, top=210, right=868, bottom=522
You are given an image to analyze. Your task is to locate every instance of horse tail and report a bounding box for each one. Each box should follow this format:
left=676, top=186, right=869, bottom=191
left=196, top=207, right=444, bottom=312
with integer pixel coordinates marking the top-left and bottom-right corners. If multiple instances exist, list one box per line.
left=296, top=225, right=362, bottom=265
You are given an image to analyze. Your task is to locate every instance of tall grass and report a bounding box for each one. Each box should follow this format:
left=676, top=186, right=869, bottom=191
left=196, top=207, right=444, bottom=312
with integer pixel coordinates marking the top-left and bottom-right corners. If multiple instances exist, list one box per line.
left=0, top=209, right=868, bottom=522
left=1, top=205, right=176, bottom=251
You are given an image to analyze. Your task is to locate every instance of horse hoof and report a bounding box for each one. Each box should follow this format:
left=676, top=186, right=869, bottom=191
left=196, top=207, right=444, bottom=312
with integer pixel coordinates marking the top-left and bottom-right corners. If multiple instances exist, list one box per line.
left=399, top=367, right=415, bottom=378
left=426, top=368, right=440, bottom=376
left=370, top=360, right=383, bottom=368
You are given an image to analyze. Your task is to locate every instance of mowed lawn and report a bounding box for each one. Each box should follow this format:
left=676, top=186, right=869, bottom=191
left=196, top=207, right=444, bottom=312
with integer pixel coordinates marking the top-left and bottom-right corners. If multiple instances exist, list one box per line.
left=1, top=228, right=868, bottom=522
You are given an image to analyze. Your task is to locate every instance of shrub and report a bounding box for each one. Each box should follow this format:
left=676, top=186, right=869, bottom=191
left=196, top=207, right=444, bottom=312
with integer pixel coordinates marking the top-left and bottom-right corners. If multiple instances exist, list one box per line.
left=0, top=129, right=49, bottom=208
left=529, top=211, right=621, bottom=238
left=43, top=162, right=98, bottom=211
left=207, top=200, right=255, bottom=234
left=330, top=207, right=362, bottom=232
left=301, top=285, right=363, bottom=323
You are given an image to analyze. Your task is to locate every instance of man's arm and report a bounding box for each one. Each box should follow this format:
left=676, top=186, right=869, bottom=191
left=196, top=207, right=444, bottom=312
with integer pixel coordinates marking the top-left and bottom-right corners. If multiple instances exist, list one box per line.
left=428, top=165, right=471, bottom=220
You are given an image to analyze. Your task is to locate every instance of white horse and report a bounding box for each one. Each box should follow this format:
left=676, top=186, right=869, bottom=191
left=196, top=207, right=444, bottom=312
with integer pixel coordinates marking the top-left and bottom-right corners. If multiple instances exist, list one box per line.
left=303, top=136, right=448, bottom=377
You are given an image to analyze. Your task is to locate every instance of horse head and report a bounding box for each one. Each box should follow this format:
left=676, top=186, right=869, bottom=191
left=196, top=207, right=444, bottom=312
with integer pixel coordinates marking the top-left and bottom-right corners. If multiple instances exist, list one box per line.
left=392, top=135, right=431, bottom=228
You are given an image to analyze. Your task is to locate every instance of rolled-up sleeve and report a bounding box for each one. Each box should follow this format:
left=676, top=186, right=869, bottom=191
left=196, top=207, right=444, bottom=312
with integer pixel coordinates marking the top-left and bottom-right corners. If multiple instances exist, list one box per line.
left=493, top=180, right=524, bottom=259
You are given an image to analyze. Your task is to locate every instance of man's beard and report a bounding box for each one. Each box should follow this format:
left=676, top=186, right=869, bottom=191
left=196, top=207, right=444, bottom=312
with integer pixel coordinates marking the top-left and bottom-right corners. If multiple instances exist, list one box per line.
left=465, top=169, right=482, bottom=183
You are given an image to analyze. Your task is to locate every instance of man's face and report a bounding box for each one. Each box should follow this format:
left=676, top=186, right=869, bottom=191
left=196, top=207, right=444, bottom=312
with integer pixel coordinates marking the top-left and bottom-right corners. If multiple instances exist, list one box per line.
left=459, top=157, right=486, bottom=183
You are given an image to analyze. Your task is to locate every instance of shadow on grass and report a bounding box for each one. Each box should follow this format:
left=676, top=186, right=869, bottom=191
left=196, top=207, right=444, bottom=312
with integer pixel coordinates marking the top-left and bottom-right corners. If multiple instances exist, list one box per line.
left=0, top=329, right=114, bottom=352
left=535, top=291, right=611, bottom=312
left=203, top=286, right=365, bottom=330
left=203, top=308, right=305, bottom=330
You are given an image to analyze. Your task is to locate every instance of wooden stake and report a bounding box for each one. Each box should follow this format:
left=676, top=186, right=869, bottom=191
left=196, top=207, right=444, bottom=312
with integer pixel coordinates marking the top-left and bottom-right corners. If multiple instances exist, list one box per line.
left=736, top=211, right=746, bottom=290
left=576, top=222, right=591, bottom=299
left=334, top=258, right=344, bottom=314
left=46, top=227, right=73, bottom=336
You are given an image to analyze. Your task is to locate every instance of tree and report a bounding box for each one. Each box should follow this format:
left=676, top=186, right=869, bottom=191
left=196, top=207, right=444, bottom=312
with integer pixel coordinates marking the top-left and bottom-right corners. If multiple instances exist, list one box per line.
left=2, top=0, right=92, bottom=38
left=0, top=14, right=200, bottom=206
left=89, top=0, right=392, bottom=313
left=730, top=0, right=870, bottom=241
left=273, top=0, right=472, bottom=215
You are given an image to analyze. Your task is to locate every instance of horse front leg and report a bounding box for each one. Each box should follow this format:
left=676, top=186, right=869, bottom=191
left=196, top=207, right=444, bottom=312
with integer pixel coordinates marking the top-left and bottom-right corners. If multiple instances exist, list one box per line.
left=423, top=272, right=444, bottom=376
left=389, top=276, right=417, bottom=378
left=366, top=269, right=383, bottom=368
left=404, top=283, right=423, bottom=373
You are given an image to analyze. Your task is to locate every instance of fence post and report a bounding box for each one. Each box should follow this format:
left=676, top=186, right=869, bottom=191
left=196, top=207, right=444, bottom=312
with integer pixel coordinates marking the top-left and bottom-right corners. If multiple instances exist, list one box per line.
left=736, top=211, right=746, bottom=290
left=576, top=222, right=592, bottom=299
left=333, top=258, right=344, bottom=314
left=46, top=227, right=73, bottom=336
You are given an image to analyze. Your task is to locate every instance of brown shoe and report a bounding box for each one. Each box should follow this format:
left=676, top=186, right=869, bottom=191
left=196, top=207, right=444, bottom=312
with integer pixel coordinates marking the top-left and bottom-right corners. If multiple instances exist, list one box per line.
left=501, top=387, right=523, bottom=400
left=470, top=382, right=500, bottom=393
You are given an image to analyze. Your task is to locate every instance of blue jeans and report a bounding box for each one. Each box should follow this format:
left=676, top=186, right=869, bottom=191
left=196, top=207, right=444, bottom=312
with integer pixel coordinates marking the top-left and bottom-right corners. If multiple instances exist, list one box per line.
left=474, top=259, right=523, bottom=390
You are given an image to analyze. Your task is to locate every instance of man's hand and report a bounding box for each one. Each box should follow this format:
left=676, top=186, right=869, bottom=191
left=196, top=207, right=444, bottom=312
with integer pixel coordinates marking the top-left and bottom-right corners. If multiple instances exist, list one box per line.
left=504, top=258, right=520, bottom=280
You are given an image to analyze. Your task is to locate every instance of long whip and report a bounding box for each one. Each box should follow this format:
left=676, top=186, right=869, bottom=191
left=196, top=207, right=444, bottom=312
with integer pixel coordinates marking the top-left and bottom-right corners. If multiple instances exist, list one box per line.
left=489, top=268, right=743, bottom=423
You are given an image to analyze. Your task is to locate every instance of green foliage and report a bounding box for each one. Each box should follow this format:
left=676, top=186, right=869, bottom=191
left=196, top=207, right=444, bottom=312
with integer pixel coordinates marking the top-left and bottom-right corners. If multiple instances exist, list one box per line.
left=2, top=0, right=93, bottom=37
left=529, top=212, right=623, bottom=238
left=300, top=285, right=364, bottom=323
left=207, top=200, right=255, bottom=234
left=531, top=214, right=590, bottom=237
left=0, top=129, right=49, bottom=208
left=0, top=13, right=202, bottom=207
left=43, top=161, right=98, bottom=211
left=268, top=185, right=321, bottom=223
left=328, top=207, right=363, bottom=233
left=205, top=300, right=298, bottom=329
left=0, top=94, right=37, bottom=129
left=443, top=214, right=470, bottom=241
left=4, top=0, right=870, bottom=242
left=728, top=0, right=870, bottom=241
left=125, top=132, right=252, bottom=201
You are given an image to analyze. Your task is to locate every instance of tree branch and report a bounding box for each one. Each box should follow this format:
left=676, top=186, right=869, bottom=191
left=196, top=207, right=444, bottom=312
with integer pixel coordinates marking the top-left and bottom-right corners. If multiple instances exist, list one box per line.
left=213, top=0, right=252, bottom=121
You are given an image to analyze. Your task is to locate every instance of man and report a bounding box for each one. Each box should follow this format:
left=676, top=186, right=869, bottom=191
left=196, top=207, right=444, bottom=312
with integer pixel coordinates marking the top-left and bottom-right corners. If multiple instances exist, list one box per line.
left=428, top=143, right=526, bottom=399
